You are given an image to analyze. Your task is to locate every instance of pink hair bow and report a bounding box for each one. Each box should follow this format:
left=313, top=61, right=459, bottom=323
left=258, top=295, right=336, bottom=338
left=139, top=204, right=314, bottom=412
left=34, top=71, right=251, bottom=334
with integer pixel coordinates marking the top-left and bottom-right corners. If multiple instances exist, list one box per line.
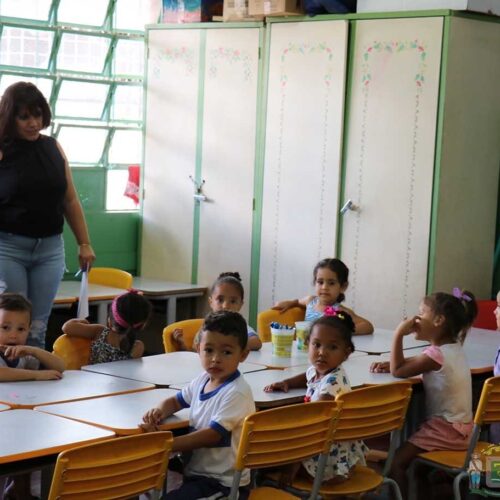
left=452, top=287, right=471, bottom=302
left=324, top=306, right=345, bottom=320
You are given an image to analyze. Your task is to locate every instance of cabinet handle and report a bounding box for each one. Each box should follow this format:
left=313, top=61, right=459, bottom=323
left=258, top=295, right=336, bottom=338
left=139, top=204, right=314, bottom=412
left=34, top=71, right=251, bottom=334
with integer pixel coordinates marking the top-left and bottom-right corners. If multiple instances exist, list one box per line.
left=340, top=199, right=358, bottom=215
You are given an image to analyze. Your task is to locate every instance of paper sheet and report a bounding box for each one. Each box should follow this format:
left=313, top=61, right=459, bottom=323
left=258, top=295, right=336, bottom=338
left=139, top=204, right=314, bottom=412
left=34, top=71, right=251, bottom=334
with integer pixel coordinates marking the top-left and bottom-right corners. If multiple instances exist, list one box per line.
left=77, top=271, right=89, bottom=319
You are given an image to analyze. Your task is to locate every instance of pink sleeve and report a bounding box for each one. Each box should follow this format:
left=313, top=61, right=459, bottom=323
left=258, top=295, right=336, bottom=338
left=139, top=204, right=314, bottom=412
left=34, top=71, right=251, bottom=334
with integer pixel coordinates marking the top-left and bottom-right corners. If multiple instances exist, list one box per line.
left=422, top=345, right=443, bottom=366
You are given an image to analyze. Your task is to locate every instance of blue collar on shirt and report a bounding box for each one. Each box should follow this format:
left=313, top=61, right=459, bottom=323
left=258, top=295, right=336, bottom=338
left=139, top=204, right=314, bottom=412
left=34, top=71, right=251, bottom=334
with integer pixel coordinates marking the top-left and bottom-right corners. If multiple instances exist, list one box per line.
left=199, top=370, right=241, bottom=401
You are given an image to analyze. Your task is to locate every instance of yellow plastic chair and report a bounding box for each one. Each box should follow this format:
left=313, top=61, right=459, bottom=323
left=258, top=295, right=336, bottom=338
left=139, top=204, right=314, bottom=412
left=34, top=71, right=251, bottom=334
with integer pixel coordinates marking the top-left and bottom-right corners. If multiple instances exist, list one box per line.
left=257, top=307, right=305, bottom=343
left=273, top=382, right=413, bottom=500
left=409, top=376, right=500, bottom=500
left=48, top=431, right=173, bottom=500
left=163, top=318, right=204, bottom=352
left=52, top=334, right=92, bottom=370
left=228, top=401, right=340, bottom=500
left=88, top=267, right=133, bottom=289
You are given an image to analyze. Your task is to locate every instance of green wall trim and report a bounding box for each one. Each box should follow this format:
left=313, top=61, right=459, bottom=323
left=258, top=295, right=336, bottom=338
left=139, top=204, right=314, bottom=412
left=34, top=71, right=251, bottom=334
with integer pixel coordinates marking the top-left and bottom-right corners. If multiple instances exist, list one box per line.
left=191, top=30, right=207, bottom=285
left=426, top=15, right=450, bottom=293
left=248, top=25, right=268, bottom=327
left=336, top=20, right=357, bottom=258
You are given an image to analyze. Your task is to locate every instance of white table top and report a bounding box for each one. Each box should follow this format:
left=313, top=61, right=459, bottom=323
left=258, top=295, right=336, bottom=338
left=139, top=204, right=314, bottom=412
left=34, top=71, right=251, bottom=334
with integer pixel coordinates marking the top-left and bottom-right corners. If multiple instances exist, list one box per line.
left=0, top=370, right=154, bottom=408
left=82, top=351, right=266, bottom=387
left=36, top=388, right=190, bottom=435
left=353, top=328, right=429, bottom=354
left=56, top=281, right=126, bottom=301
left=0, top=409, right=114, bottom=464
left=133, top=277, right=207, bottom=297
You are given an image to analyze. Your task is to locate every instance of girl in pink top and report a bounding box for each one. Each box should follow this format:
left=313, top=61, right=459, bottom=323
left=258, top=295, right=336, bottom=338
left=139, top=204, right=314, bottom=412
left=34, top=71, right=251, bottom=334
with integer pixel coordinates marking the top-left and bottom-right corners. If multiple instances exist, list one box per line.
left=370, top=289, right=477, bottom=497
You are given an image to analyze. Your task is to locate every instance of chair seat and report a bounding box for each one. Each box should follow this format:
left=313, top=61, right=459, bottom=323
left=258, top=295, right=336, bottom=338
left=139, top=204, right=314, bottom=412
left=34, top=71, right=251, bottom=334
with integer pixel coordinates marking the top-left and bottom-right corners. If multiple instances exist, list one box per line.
left=417, top=441, right=492, bottom=469
left=249, top=486, right=300, bottom=499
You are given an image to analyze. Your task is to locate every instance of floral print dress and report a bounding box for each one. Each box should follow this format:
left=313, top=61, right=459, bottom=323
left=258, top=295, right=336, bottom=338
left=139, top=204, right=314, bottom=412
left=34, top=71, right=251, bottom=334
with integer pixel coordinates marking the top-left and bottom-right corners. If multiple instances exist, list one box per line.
left=90, top=327, right=131, bottom=364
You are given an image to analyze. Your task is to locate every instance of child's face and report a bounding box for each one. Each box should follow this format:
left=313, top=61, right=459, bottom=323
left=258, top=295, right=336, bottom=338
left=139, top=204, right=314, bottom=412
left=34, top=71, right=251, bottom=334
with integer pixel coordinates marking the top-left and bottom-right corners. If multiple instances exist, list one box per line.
left=208, top=283, right=243, bottom=313
left=415, top=302, right=442, bottom=341
left=314, top=268, right=347, bottom=306
left=495, top=293, right=500, bottom=331
left=0, top=309, right=30, bottom=346
left=308, top=324, right=351, bottom=377
left=198, top=329, right=248, bottom=384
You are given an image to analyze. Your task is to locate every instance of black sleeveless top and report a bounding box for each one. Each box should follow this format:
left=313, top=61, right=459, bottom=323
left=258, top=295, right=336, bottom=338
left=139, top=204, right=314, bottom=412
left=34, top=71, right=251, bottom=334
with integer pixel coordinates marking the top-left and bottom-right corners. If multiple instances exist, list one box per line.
left=0, top=135, right=67, bottom=238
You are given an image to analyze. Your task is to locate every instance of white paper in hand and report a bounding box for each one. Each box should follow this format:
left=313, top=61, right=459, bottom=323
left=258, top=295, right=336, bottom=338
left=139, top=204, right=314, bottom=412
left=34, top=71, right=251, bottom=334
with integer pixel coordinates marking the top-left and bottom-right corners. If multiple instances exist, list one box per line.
left=77, top=271, right=89, bottom=319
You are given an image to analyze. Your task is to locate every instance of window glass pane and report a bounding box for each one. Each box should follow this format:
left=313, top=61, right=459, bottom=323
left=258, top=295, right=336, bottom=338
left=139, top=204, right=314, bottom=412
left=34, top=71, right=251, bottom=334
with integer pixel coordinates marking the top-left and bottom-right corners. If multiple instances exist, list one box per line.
left=57, top=34, right=110, bottom=73
left=0, top=0, right=51, bottom=20
left=115, top=0, right=159, bottom=31
left=55, top=81, right=109, bottom=118
left=58, top=0, right=109, bottom=26
left=109, top=130, right=142, bottom=164
left=0, top=75, right=53, bottom=101
left=0, top=27, right=53, bottom=69
left=114, top=39, right=144, bottom=76
left=112, top=85, right=143, bottom=121
left=58, top=127, right=108, bottom=163
left=106, top=169, right=139, bottom=210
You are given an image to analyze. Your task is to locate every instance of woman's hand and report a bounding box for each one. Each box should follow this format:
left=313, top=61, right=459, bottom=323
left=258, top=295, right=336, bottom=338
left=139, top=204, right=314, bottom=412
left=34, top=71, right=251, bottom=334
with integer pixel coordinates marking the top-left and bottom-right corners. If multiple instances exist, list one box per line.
left=78, top=243, right=96, bottom=271
left=370, top=361, right=390, bottom=373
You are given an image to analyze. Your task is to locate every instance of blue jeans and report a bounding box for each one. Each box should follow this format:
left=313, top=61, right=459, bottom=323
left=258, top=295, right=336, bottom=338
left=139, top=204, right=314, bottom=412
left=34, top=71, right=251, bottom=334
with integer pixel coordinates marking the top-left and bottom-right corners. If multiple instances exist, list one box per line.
left=0, top=231, right=65, bottom=349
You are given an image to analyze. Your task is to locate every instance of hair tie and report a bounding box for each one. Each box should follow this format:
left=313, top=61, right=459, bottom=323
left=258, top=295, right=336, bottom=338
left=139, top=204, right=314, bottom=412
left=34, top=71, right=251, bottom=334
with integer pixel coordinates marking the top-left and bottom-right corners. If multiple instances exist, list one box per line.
left=126, top=288, right=143, bottom=295
left=111, top=296, right=130, bottom=329
left=324, top=305, right=345, bottom=320
left=452, top=287, right=471, bottom=302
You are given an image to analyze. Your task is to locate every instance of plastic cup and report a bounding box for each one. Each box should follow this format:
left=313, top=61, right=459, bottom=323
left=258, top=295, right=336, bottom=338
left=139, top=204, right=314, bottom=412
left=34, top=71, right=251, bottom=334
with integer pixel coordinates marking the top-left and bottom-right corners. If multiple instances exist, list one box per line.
left=271, top=327, right=295, bottom=357
left=295, top=321, right=312, bottom=351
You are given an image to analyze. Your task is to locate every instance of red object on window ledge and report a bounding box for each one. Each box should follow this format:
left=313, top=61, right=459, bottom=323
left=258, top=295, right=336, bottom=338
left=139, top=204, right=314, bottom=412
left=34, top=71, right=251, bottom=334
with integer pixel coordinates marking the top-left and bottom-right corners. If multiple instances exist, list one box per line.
left=124, top=165, right=140, bottom=205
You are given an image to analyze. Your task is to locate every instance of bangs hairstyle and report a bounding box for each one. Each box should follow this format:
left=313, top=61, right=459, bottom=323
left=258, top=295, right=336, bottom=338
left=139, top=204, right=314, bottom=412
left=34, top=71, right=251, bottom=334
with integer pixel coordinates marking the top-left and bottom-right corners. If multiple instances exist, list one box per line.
left=200, top=310, right=248, bottom=350
left=307, top=313, right=355, bottom=353
left=210, top=272, right=244, bottom=301
left=313, top=258, right=349, bottom=303
left=0, top=293, right=32, bottom=322
left=423, top=291, right=478, bottom=343
left=0, top=82, right=51, bottom=143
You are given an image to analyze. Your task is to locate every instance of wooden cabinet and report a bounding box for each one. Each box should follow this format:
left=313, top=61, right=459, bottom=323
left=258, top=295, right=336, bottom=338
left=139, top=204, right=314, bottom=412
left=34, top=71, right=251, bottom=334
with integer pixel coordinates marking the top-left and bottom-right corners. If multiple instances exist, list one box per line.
left=142, top=13, right=500, bottom=329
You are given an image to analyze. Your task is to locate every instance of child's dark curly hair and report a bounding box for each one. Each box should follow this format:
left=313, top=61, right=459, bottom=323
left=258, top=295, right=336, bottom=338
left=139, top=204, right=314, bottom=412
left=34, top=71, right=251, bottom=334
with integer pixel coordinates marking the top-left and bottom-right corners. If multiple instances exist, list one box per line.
left=307, top=311, right=355, bottom=353
left=201, top=310, right=248, bottom=350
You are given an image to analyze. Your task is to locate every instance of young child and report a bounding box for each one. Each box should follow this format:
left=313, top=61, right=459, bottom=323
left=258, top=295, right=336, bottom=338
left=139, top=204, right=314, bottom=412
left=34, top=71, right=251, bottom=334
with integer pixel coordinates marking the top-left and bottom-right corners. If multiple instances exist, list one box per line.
left=491, top=291, right=500, bottom=443
left=0, top=293, right=65, bottom=500
left=264, top=310, right=368, bottom=483
left=273, top=257, right=373, bottom=335
left=172, top=271, right=262, bottom=351
left=0, top=293, right=64, bottom=381
left=62, top=290, right=152, bottom=364
left=142, top=310, right=255, bottom=499
left=370, top=289, right=478, bottom=497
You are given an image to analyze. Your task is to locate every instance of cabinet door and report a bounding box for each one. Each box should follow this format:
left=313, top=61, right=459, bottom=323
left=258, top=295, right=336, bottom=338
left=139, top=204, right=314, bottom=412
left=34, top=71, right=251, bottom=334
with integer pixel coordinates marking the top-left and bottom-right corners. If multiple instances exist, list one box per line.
left=197, top=27, right=261, bottom=319
left=142, top=28, right=201, bottom=282
left=258, top=20, right=349, bottom=312
left=340, top=17, right=443, bottom=328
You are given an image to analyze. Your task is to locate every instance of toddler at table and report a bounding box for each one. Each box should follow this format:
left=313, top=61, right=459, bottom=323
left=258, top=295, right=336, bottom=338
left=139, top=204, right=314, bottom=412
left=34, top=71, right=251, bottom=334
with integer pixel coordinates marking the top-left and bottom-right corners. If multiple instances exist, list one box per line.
left=370, top=288, right=477, bottom=497
left=172, top=271, right=262, bottom=351
left=62, top=290, right=152, bottom=364
left=272, top=257, right=373, bottom=335
left=142, top=310, right=255, bottom=499
left=0, top=293, right=65, bottom=500
left=264, top=310, right=368, bottom=484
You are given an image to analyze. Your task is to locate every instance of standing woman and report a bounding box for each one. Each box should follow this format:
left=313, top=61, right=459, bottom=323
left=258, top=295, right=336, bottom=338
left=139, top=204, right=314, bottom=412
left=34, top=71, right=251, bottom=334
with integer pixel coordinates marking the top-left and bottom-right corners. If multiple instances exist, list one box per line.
left=0, top=82, right=95, bottom=349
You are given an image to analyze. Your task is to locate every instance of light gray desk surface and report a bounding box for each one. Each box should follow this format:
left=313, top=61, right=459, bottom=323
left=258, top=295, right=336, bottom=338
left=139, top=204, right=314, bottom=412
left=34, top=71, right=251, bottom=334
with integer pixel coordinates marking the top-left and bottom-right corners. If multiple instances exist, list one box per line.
left=36, top=388, right=190, bottom=435
left=353, top=328, right=429, bottom=354
left=82, top=351, right=266, bottom=387
left=0, top=370, right=154, bottom=408
left=0, top=403, right=10, bottom=411
left=133, top=277, right=207, bottom=324
left=0, top=409, right=114, bottom=464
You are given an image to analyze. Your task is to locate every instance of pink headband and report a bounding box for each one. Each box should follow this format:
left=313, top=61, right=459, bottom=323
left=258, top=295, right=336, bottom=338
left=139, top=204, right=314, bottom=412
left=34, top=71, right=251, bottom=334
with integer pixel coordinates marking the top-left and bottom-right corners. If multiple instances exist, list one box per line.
left=111, top=290, right=144, bottom=329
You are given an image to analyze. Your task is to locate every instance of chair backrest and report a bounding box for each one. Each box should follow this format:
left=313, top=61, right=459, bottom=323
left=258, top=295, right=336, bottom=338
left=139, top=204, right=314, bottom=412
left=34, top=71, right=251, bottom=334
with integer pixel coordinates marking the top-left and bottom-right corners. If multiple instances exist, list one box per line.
left=52, top=334, right=92, bottom=370
left=334, top=382, right=413, bottom=441
left=472, top=300, right=497, bottom=331
left=229, top=401, right=339, bottom=500
left=257, top=307, right=305, bottom=342
left=48, top=431, right=173, bottom=500
left=163, top=318, right=204, bottom=352
left=88, top=267, right=133, bottom=289
left=474, top=376, right=500, bottom=426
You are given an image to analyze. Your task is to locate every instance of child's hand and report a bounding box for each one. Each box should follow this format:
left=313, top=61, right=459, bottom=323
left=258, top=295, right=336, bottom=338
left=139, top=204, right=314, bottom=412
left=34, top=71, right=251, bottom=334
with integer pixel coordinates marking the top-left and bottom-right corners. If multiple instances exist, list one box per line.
left=396, top=316, right=420, bottom=336
left=271, top=300, right=297, bottom=313
left=264, top=380, right=289, bottom=393
left=370, top=361, right=390, bottom=373
left=35, top=370, right=63, bottom=380
left=171, top=329, right=188, bottom=351
left=142, top=407, right=164, bottom=427
left=0, top=345, right=34, bottom=359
